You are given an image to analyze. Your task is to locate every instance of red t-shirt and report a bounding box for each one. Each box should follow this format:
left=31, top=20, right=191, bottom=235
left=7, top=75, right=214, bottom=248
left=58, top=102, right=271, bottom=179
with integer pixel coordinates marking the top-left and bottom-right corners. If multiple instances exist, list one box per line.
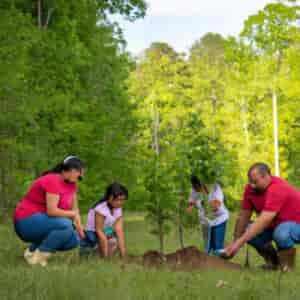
left=242, top=176, right=300, bottom=228
left=14, top=173, right=77, bottom=222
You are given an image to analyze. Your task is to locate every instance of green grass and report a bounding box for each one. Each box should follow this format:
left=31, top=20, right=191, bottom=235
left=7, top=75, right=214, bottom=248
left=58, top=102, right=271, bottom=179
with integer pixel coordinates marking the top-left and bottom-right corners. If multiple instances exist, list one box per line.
left=1, top=213, right=300, bottom=300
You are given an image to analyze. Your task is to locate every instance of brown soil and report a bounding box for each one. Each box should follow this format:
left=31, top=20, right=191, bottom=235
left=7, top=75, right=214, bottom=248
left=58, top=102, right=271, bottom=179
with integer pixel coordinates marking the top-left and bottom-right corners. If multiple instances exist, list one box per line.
left=127, top=246, right=242, bottom=272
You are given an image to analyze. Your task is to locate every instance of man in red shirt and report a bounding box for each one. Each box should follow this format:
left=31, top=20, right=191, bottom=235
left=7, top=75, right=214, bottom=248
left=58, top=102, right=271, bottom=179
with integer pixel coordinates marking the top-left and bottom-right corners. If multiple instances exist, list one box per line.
left=225, top=162, right=300, bottom=271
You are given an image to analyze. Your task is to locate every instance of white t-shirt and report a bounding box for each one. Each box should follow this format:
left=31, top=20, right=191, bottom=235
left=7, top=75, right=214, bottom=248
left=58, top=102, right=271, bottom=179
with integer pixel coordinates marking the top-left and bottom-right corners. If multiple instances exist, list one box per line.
left=86, top=201, right=122, bottom=232
left=189, top=183, right=229, bottom=227
left=207, top=183, right=229, bottom=226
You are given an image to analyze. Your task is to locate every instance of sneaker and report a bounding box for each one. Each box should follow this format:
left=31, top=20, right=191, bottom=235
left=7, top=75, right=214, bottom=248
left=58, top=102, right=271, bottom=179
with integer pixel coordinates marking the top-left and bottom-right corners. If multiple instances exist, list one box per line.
left=24, top=248, right=34, bottom=262
left=25, top=249, right=52, bottom=267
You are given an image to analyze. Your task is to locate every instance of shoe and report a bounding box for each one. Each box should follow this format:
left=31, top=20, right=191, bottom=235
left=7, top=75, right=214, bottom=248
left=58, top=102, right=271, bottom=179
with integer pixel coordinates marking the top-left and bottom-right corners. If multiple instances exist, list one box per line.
left=25, top=249, right=52, bottom=267
left=24, top=248, right=34, bottom=262
left=278, top=248, right=296, bottom=272
left=257, top=243, right=279, bottom=270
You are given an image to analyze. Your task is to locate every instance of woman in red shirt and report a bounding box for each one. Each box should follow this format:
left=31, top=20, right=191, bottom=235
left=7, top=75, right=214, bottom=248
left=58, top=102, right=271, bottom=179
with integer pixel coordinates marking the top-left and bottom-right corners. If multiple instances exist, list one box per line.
left=14, top=156, right=85, bottom=266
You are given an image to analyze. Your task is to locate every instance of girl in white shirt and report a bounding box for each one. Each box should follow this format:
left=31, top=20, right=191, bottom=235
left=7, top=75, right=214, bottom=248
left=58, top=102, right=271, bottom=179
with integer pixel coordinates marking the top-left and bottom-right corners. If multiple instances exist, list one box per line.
left=80, top=183, right=128, bottom=258
left=186, top=176, right=229, bottom=254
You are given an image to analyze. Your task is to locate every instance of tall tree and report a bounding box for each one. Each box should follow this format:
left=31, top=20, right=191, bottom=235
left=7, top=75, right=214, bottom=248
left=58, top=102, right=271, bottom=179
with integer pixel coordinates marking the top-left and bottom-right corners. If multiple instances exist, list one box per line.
left=241, top=2, right=300, bottom=176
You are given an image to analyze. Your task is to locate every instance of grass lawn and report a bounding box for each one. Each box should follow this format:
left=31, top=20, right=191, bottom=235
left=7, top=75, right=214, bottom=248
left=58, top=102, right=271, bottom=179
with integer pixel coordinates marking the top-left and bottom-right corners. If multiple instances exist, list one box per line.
left=1, top=212, right=300, bottom=300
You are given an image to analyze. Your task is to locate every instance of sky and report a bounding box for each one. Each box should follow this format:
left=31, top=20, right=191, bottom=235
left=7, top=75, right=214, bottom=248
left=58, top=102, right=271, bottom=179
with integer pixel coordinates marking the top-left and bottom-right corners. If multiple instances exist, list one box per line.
left=117, top=0, right=274, bottom=55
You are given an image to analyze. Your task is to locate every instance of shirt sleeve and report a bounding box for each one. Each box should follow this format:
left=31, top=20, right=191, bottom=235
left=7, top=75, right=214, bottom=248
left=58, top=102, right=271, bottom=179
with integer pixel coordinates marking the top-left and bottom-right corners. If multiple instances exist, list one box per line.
left=264, top=185, right=287, bottom=212
left=40, top=175, right=61, bottom=194
left=94, top=204, right=107, bottom=217
left=241, top=186, right=253, bottom=210
left=115, top=208, right=123, bottom=219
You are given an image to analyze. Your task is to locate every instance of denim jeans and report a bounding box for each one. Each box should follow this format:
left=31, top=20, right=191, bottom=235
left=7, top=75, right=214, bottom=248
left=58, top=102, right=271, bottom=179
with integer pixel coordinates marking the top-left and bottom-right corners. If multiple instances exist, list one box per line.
left=80, top=230, right=99, bottom=251
left=208, top=221, right=227, bottom=252
left=14, top=213, right=80, bottom=252
left=79, top=229, right=116, bottom=255
left=248, top=221, right=300, bottom=250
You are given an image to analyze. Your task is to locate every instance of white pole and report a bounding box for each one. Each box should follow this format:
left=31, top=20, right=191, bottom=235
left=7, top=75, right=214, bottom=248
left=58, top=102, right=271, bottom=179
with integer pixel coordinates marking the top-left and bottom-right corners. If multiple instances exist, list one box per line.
left=273, top=91, right=280, bottom=176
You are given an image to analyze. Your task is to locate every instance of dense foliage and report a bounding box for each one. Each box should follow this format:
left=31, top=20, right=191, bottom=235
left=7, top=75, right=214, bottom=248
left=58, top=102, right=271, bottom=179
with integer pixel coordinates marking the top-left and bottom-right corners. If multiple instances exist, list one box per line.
left=1, top=1, right=300, bottom=223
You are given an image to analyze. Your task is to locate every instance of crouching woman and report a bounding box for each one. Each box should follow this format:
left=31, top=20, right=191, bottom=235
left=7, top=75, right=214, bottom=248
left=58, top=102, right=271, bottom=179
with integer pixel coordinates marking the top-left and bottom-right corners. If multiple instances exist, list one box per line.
left=13, top=156, right=85, bottom=266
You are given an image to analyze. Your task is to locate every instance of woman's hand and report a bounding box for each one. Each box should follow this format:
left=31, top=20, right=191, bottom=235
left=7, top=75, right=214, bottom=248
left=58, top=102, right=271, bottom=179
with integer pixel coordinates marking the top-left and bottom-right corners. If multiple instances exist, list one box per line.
left=73, top=212, right=85, bottom=239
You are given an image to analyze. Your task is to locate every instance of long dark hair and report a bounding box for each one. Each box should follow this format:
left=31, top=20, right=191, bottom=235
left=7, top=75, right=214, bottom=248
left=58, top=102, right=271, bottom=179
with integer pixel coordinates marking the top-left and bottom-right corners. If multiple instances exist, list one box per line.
left=42, top=156, right=84, bottom=177
left=93, top=182, right=128, bottom=208
left=191, top=175, right=208, bottom=194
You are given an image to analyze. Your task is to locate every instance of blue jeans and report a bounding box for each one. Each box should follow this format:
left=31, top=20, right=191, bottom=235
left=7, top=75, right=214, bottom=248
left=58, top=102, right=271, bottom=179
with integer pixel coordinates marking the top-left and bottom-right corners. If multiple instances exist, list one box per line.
left=248, top=221, right=300, bottom=250
left=15, top=213, right=80, bottom=252
left=79, top=229, right=116, bottom=255
left=208, top=221, right=227, bottom=252
left=80, top=230, right=99, bottom=251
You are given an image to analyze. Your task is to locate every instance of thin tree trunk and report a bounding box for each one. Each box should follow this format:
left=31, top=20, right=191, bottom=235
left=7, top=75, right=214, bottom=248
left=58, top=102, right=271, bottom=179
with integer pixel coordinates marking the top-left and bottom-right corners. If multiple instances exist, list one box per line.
left=244, top=245, right=250, bottom=268
left=158, top=213, right=164, bottom=253
left=153, top=103, right=163, bottom=252
left=211, top=93, right=217, bottom=139
left=37, top=0, right=43, bottom=28
left=178, top=190, right=185, bottom=250
left=154, top=106, right=160, bottom=155
left=272, top=51, right=282, bottom=177
left=273, top=91, right=280, bottom=176
left=241, top=97, right=250, bottom=152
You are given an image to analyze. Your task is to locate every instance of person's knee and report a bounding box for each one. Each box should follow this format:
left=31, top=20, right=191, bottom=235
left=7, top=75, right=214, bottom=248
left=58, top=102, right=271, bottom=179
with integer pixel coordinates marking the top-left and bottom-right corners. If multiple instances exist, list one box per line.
left=65, top=230, right=80, bottom=250
left=57, top=228, right=79, bottom=250
left=273, top=224, right=292, bottom=249
left=69, top=233, right=80, bottom=248
left=53, top=218, right=73, bottom=230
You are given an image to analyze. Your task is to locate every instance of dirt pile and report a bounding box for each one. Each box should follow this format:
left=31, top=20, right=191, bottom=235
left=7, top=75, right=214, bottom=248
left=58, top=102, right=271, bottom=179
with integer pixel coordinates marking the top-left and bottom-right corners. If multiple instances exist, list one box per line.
left=140, top=246, right=242, bottom=271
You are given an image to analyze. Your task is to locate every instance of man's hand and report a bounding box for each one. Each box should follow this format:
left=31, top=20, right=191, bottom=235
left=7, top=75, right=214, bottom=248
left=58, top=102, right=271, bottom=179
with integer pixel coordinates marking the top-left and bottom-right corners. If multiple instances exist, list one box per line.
left=225, top=238, right=244, bottom=258
left=226, top=211, right=276, bottom=258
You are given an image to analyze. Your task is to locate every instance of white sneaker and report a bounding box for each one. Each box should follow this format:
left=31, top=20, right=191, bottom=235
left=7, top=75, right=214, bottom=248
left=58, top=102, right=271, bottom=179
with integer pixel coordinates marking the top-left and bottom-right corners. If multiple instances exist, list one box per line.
left=25, top=249, right=52, bottom=267
left=24, top=248, right=34, bottom=262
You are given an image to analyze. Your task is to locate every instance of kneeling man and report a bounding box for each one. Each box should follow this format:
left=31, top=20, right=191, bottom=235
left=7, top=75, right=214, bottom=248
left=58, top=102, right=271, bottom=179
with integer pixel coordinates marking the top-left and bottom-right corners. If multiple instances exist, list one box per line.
left=226, top=162, right=300, bottom=271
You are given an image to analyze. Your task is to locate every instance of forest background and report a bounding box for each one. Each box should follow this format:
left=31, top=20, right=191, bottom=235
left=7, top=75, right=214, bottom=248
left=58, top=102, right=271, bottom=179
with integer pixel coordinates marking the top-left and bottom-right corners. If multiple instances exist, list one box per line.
left=1, top=0, right=300, bottom=216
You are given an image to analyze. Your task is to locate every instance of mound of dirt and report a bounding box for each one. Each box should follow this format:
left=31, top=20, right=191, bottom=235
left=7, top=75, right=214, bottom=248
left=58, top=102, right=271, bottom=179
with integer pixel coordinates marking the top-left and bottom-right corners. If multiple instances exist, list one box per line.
left=140, top=246, right=242, bottom=271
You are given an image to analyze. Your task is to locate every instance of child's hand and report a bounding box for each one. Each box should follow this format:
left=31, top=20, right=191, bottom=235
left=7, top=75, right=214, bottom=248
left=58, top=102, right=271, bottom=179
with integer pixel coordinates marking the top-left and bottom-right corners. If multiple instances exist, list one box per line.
left=210, top=199, right=221, bottom=211
left=77, top=226, right=85, bottom=239
left=120, top=253, right=128, bottom=262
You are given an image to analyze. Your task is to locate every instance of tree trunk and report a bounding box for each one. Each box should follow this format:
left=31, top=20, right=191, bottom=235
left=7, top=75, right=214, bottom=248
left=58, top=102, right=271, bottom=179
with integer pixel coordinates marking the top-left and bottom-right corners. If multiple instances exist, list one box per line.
left=241, top=97, right=250, bottom=152
left=154, top=106, right=160, bottom=155
left=244, top=245, right=250, bottom=268
left=211, top=92, right=217, bottom=139
left=158, top=212, right=164, bottom=254
left=272, top=91, right=280, bottom=176
left=37, top=0, right=42, bottom=28
left=271, top=51, right=282, bottom=177
left=177, top=190, right=185, bottom=250
left=178, top=218, right=184, bottom=250
left=153, top=102, right=163, bottom=252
